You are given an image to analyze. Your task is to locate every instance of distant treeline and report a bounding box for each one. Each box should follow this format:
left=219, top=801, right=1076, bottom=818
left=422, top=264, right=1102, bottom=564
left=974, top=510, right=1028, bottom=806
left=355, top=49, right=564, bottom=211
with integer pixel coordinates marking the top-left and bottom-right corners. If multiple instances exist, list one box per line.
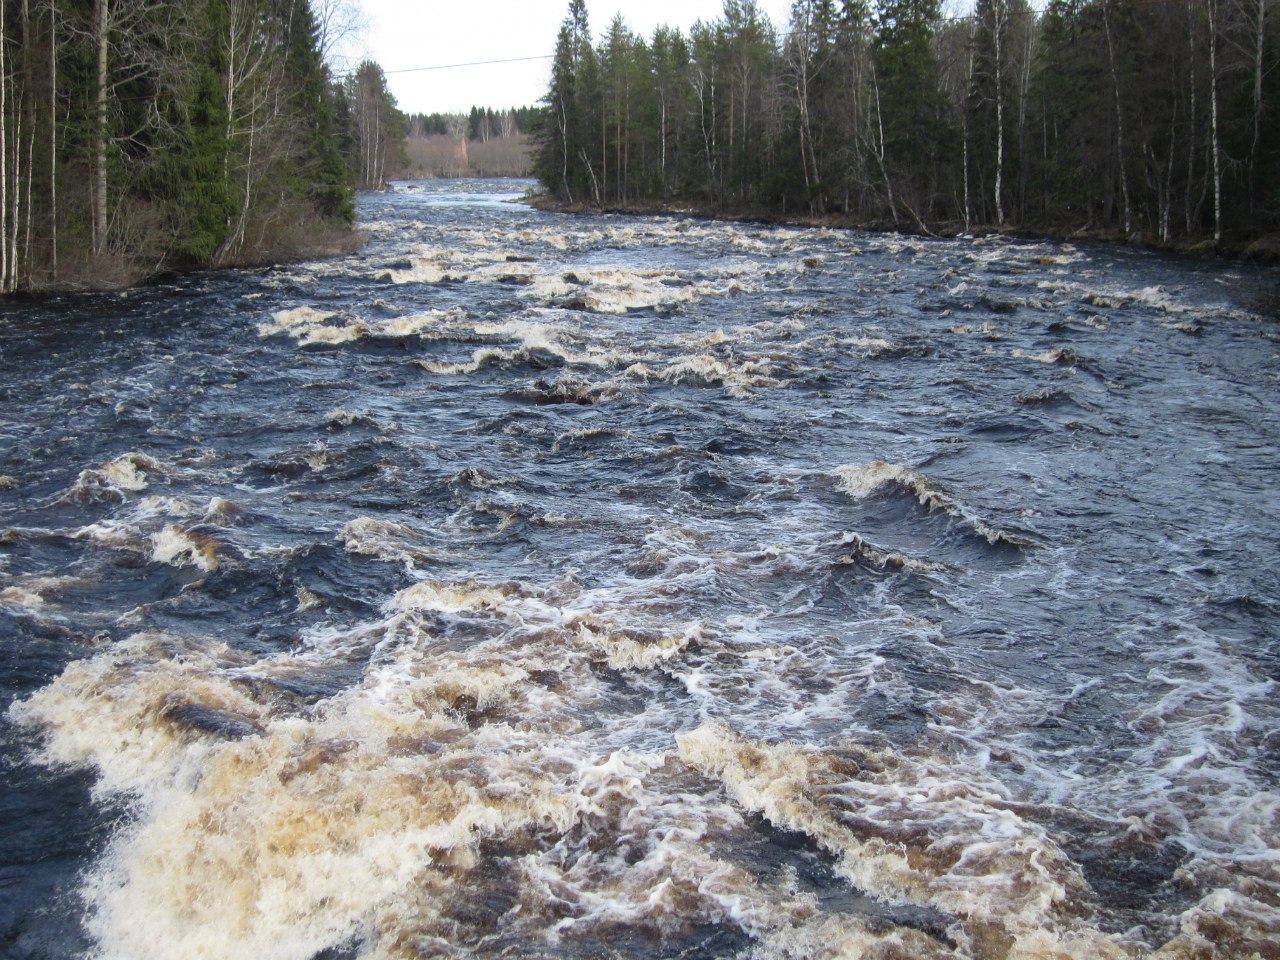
left=394, top=105, right=540, bottom=180
left=536, top=0, right=1280, bottom=247
left=404, top=106, right=544, bottom=142
left=0, top=1, right=414, bottom=293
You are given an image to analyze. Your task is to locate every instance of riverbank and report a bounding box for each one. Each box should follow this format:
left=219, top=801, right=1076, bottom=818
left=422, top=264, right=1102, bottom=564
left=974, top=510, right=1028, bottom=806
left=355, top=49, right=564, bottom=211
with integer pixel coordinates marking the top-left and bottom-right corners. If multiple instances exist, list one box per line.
left=525, top=192, right=1280, bottom=321
left=9, top=223, right=364, bottom=298
left=524, top=192, right=1280, bottom=265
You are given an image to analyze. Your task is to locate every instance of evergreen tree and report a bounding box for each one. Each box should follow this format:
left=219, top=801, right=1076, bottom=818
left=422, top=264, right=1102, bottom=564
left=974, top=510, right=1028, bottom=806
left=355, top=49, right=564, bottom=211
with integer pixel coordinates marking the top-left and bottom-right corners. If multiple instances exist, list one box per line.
left=536, top=21, right=581, bottom=201
left=145, top=9, right=236, bottom=266
left=535, top=0, right=596, bottom=202
left=284, top=0, right=354, bottom=223
left=873, top=0, right=957, bottom=224
left=343, top=60, right=403, bottom=190
left=0, top=0, right=356, bottom=290
left=649, top=26, right=690, bottom=198
left=968, top=0, right=1034, bottom=225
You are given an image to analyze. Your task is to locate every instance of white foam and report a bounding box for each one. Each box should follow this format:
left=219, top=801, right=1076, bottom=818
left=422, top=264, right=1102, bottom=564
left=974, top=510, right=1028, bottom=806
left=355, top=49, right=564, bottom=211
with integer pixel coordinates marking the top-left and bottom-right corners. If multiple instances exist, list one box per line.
left=260, top=307, right=366, bottom=345
left=831, top=461, right=918, bottom=500
left=391, top=579, right=513, bottom=615
left=831, top=462, right=1030, bottom=548
left=60, top=452, right=166, bottom=503
left=1, top=585, right=46, bottom=607
left=1012, top=347, right=1078, bottom=365
left=678, top=722, right=1135, bottom=958
left=151, top=525, right=219, bottom=573
left=572, top=618, right=699, bottom=671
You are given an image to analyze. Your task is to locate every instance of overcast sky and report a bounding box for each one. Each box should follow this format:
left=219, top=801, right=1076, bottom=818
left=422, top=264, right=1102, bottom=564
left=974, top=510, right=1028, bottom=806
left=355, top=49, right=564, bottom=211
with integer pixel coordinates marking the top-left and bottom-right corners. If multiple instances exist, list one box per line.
left=349, top=1, right=797, bottom=115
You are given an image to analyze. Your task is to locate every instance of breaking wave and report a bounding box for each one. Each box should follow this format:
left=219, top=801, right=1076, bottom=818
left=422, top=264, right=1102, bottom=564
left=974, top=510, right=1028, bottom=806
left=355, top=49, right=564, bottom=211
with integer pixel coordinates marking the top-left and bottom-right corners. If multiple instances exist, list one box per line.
left=4, top=179, right=1277, bottom=960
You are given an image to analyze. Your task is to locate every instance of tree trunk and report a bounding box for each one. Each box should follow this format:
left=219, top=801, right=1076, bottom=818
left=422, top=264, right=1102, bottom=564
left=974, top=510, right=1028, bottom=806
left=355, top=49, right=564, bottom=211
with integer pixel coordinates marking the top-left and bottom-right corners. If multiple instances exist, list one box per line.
left=48, top=0, right=57, bottom=277
left=1185, top=0, right=1198, bottom=235
left=1209, top=0, right=1222, bottom=243
left=871, top=65, right=898, bottom=225
left=93, top=0, right=108, bottom=256
left=963, top=39, right=973, bottom=233
left=1103, top=6, right=1132, bottom=236
left=10, top=105, right=22, bottom=287
left=994, top=0, right=1006, bottom=226
left=1017, top=9, right=1033, bottom=224
left=1, top=0, right=9, bottom=292
left=20, top=0, right=32, bottom=287
left=622, top=71, right=629, bottom=203
left=727, top=80, right=734, bottom=197
left=615, top=81, right=621, bottom=203
left=579, top=146, right=600, bottom=205
left=559, top=99, right=572, bottom=202
left=1249, top=0, right=1265, bottom=212
left=598, top=89, right=605, bottom=206
left=660, top=94, right=667, bottom=196
left=793, top=33, right=817, bottom=213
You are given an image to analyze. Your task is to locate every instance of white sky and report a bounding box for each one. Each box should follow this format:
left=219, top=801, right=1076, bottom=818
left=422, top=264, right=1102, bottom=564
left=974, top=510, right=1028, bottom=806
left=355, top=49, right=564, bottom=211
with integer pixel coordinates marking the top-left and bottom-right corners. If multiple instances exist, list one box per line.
left=349, top=1, right=796, bottom=115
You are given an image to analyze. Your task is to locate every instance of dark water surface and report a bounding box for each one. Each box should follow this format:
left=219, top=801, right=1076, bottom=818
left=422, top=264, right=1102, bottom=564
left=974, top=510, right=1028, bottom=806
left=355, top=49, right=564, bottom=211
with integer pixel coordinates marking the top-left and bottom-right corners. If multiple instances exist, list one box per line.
left=2, top=179, right=1278, bottom=960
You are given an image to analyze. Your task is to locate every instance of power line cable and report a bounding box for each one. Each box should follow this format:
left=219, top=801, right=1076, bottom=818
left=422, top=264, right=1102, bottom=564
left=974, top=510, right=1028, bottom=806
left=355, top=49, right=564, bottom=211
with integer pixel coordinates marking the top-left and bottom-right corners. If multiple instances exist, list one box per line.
left=366, top=0, right=1204, bottom=78
left=381, top=54, right=553, bottom=76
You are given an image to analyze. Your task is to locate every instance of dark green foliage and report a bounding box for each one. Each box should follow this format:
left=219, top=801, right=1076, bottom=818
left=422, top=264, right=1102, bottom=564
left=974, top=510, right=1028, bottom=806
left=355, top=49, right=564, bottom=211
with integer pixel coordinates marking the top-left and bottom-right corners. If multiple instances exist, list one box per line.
left=285, top=0, right=355, bottom=223
left=0, top=0, right=356, bottom=291
left=873, top=0, right=959, bottom=222
left=533, top=0, right=1280, bottom=245
left=405, top=106, right=543, bottom=138
left=342, top=60, right=405, bottom=190
left=149, top=56, right=237, bottom=265
left=534, top=6, right=595, bottom=204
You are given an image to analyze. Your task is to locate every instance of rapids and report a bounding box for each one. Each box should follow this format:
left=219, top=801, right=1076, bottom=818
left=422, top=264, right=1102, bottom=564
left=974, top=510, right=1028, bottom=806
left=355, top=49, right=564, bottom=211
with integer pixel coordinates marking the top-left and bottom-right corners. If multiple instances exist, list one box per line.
left=2, top=179, right=1278, bottom=960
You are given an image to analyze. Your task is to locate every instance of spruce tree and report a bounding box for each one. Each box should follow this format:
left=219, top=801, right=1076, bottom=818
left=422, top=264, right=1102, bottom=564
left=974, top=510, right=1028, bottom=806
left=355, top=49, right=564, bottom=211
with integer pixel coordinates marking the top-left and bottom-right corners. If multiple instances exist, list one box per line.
left=873, top=0, right=956, bottom=223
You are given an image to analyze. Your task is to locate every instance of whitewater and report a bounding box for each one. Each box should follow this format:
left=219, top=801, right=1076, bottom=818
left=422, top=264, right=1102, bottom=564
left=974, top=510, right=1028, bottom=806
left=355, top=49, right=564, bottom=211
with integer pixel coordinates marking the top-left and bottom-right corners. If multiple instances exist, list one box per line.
left=1, top=179, right=1277, bottom=960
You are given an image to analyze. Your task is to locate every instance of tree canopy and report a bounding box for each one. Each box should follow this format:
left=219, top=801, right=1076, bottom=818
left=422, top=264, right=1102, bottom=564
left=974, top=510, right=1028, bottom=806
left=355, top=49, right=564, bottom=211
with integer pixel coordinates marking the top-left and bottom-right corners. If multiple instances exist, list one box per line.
left=535, top=0, right=1280, bottom=247
left=0, top=0, right=379, bottom=292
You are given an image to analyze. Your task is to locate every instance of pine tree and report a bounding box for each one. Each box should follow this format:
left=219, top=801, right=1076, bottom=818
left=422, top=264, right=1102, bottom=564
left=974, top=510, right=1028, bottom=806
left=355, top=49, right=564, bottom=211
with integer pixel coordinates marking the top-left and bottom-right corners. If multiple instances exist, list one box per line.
left=649, top=26, right=690, bottom=198
left=873, top=0, right=956, bottom=225
left=0, top=0, right=359, bottom=289
left=343, top=60, right=403, bottom=190
left=283, top=0, right=353, bottom=224
left=525, top=0, right=1278, bottom=243
left=536, top=21, right=579, bottom=200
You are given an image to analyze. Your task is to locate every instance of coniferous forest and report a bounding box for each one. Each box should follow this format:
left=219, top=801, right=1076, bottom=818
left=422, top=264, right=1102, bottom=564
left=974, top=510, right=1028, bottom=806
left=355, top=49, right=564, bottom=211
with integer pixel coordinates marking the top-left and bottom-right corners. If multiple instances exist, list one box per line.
left=0, top=0, right=405, bottom=293
left=535, top=0, right=1280, bottom=251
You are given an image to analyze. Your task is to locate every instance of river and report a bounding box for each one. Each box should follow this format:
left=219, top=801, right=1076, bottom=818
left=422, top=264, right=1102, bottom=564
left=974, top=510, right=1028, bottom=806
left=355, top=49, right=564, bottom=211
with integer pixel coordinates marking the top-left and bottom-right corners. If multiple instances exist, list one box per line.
left=2, top=179, right=1278, bottom=960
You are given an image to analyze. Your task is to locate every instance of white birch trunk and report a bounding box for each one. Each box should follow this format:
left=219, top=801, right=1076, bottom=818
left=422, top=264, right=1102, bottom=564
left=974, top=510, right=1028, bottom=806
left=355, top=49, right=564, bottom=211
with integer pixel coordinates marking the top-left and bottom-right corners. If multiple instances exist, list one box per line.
left=48, top=0, right=57, bottom=276
left=1103, top=7, right=1132, bottom=236
left=994, top=1, right=1005, bottom=226
left=93, top=0, right=108, bottom=256
left=871, top=65, right=898, bottom=225
left=1186, top=0, right=1198, bottom=235
left=10, top=105, right=22, bottom=286
left=1, top=0, right=9, bottom=292
left=1209, top=0, right=1222, bottom=242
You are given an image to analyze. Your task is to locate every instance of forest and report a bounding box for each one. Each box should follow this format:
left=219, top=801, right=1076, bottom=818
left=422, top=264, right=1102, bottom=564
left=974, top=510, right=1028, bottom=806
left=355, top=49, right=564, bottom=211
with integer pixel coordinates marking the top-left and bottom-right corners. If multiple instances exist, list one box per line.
left=398, top=105, right=539, bottom=179
left=535, top=0, right=1280, bottom=251
left=405, top=105, right=543, bottom=142
left=0, top=0, right=403, bottom=293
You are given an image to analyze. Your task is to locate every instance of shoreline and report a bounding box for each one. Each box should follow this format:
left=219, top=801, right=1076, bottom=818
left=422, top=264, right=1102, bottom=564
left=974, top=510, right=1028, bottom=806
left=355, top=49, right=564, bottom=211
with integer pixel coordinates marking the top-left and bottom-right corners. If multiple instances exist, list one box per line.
left=1, top=225, right=364, bottom=300
left=522, top=192, right=1280, bottom=267
left=9, top=181, right=1276, bottom=302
